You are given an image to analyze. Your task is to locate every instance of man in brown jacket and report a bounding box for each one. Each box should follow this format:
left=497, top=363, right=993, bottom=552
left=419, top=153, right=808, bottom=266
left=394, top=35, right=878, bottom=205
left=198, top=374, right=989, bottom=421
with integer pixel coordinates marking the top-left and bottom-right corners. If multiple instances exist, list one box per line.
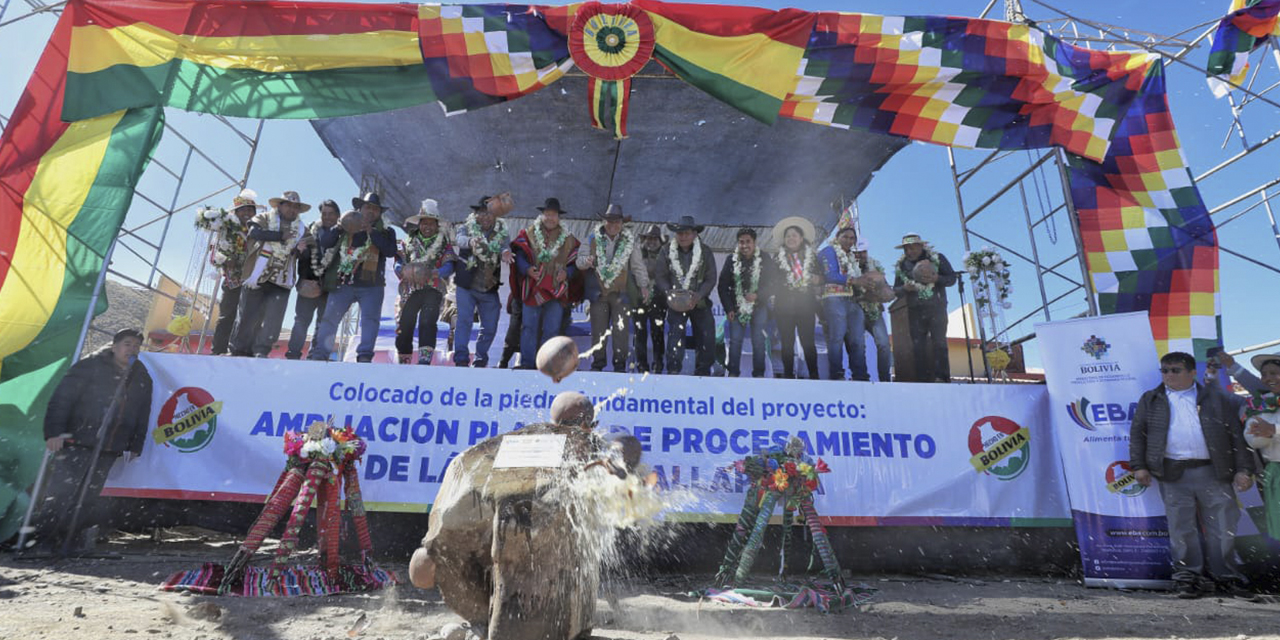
left=577, top=204, right=648, bottom=372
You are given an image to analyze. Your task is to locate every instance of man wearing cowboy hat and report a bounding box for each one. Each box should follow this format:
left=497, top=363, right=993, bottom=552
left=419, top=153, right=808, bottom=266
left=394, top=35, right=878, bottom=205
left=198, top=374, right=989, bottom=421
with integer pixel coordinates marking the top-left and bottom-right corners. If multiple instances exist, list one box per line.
left=510, top=197, right=580, bottom=369
left=630, top=224, right=668, bottom=374
left=394, top=199, right=457, bottom=365
left=285, top=199, right=341, bottom=360
left=818, top=224, right=869, bottom=381
left=577, top=204, right=648, bottom=372
left=892, top=232, right=957, bottom=382
left=308, top=192, right=398, bottom=363
left=454, top=195, right=514, bottom=368
left=655, top=215, right=717, bottom=376
left=231, top=190, right=309, bottom=357
left=210, top=189, right=265, bottom=355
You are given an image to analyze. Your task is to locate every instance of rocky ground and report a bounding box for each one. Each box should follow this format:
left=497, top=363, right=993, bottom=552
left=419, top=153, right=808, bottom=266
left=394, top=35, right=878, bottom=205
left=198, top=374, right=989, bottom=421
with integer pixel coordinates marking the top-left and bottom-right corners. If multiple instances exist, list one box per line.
left=1, top=528, right=1278, bottom=640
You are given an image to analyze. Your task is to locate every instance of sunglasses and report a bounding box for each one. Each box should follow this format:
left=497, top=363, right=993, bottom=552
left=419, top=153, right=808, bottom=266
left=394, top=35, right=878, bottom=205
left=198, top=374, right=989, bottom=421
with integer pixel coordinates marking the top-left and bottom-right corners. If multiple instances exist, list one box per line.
left=1159, top=367, right=1187, bottom=374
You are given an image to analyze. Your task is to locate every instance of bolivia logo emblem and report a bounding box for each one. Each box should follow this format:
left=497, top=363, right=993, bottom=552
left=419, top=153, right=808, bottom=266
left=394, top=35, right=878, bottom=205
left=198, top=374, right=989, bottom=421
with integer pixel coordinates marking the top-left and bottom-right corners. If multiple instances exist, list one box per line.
left=1105, top=460, right=1145, bottom=497
left=152, top=387, right=222, bottom=453
left=968, top=416, right=1030, bottom=480
left=1081, top=335, right=1111, bottom=360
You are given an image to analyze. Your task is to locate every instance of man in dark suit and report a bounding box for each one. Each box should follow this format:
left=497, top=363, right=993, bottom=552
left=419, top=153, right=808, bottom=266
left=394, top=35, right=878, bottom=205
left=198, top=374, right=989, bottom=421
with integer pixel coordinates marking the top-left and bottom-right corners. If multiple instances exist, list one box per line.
left=1129, top=351, right=1255, bottom=599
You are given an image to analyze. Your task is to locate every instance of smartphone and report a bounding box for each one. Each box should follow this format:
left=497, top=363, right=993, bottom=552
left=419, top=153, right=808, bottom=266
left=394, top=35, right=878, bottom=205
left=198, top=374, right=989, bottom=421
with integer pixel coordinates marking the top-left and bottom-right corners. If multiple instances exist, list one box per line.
left=1206, top=346, right=1224, bottom=360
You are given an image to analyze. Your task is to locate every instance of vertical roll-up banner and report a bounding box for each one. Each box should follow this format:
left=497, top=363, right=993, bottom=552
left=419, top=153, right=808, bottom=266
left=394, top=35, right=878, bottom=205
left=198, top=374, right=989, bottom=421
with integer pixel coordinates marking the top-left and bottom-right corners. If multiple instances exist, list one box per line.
left=1036, top=312, right=1170, bottom=588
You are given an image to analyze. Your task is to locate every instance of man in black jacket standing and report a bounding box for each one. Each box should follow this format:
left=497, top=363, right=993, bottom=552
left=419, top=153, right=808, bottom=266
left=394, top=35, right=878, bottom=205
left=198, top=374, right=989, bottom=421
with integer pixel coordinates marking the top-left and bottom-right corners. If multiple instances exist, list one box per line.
left=1129, top=351, right=1255, bottom=599
left=891, top=233, right=957, bottom=382
left=308, top=193, right=398, bottom=363
left=31, top=329, right=153, bottom=552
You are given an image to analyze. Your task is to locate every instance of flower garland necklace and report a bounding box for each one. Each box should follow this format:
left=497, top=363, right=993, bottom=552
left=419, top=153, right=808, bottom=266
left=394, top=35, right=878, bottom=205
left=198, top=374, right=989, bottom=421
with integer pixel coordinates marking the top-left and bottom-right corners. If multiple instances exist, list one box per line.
left=832, top=244, right=862, bottom=280
left=405, top=230, right=445, bottom=266
left=335, top=229, right=373, bottom=281
left=731, top=250, right=763, bottom=322
left=311, top=220, right=337, bottom=275
left=463, top=213, right=507, bottom=268
left=667, top=237, right=703, bottom=290
left=897, top=247, right=941, bottom=300
left=777, top=245, right=816, bottom=290
left=594, top=225, right=635, bottom=289
left=529, top=217, right=568, bottom=264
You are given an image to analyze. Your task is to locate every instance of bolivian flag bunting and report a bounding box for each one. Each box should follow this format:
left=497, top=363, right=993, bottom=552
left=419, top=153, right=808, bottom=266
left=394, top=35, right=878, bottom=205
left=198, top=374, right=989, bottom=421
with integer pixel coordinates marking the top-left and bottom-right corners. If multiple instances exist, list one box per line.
left=569, top=2, right=655, bottom=138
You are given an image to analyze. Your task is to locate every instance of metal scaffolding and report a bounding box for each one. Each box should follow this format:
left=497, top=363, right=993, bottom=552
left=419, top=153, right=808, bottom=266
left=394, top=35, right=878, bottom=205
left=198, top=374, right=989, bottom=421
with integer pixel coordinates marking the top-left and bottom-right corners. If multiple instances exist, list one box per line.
left=950, top=0, right=1280, bottom=375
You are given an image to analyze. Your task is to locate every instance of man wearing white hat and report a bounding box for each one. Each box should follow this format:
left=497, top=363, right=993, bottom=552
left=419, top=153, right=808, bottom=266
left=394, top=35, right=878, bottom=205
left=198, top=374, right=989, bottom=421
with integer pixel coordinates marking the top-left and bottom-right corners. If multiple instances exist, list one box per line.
left=232, top=190, right=309, bottom=357
left=209, top=189, right=264, bottom=355
left=892, top=232, right=957, bottom=383
left=394, top=199, right=456, bottom=364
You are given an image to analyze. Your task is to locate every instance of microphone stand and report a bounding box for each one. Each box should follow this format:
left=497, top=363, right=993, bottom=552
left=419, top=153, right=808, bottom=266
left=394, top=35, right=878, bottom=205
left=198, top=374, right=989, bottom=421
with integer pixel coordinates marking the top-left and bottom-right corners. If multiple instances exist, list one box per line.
left=59, top=357, right=136, bottom=557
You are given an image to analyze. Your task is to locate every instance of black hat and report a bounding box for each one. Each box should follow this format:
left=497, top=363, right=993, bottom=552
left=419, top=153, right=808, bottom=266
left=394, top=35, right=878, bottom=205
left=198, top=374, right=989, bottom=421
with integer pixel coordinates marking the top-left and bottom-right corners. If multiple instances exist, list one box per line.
left=352, top=192, right=389, bottom=212
left=536, top=197, right=567, bottom=214
left=640, top=224, right=664, bottom=238
left=469, top=195, right=491, bottom=211
left=599, top=204, right=630, bottom=222
left=113, top=328, right=144, bottom=343
left=666, top=215, right=704, bottom=233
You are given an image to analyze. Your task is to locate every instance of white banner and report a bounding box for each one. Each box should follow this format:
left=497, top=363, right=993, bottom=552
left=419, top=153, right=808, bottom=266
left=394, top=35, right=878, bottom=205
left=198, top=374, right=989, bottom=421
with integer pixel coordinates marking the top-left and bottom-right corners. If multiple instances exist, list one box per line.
left=1036, top=312, right=1170, bottom=587
left=105, top=353, right=1070, bottom=525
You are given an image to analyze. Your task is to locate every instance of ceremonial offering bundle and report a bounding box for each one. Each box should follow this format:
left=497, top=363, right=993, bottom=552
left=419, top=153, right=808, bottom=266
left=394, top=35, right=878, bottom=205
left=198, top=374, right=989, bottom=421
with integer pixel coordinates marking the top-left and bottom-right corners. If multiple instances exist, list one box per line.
left=160, top=422, right=395, bottom=597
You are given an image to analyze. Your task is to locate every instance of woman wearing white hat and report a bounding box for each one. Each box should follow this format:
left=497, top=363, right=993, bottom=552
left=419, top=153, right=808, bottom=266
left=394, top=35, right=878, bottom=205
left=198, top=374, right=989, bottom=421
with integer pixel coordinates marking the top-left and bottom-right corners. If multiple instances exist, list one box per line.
left=394, top=199, right=456, bottom=364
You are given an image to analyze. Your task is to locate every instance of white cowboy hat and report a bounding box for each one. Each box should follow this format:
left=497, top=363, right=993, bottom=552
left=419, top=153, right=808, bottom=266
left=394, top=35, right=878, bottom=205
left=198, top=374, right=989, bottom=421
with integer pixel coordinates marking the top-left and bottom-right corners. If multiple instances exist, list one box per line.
left=404, top=199, right=442, bottom=226
left=895, top=232, right=926, bottom=249
left=771, top=216, right=817, bottom=249
left=1250, top=353, right=1280, bottom=372
left=268, top=190, right=312, bottom=213
left=855, top=238, right=870, bottom=252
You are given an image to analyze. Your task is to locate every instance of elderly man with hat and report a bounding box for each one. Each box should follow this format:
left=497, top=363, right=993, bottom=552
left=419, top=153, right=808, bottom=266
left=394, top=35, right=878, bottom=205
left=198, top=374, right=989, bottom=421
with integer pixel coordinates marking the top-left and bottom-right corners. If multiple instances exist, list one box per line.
left=394, top=199, right=457, bottom=365
left=576, top=204, right=647, bottom=372
left=510, top=198, right=580, bottom=369
left=892, top=232, right=957, bottom=382
left=209, top=189, right=264, bottom=355
left=308, top=192, right=398, bottom=363
left=231, top=190, right=309, bottom=357
left=654, top=215, right=718, bottom=376
left=630, top=224, right=667, bottom=374
left=454, top=195, right=513, bottom=368
left=853, top=238, right=894, bottom=382
left=817, top=223, right=870, bottom=381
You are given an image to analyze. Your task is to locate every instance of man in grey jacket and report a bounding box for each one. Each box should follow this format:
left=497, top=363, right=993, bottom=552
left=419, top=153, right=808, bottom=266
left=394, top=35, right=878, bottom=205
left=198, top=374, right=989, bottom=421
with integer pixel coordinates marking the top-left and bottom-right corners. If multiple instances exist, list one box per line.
left=1129, top=351, right=1255, bottom=599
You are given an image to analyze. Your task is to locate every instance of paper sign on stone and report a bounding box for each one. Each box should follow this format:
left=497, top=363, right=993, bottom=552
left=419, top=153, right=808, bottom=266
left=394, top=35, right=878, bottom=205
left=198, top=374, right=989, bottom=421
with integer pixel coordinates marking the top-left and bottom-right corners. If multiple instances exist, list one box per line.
left=492, top=434, right=567, bottom=469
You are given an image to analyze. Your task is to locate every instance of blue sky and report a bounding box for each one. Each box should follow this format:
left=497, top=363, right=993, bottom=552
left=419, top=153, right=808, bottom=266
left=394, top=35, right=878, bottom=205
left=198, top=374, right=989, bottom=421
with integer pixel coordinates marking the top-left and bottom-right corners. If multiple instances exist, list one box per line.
left=2, top=0, right=1276, bottom=369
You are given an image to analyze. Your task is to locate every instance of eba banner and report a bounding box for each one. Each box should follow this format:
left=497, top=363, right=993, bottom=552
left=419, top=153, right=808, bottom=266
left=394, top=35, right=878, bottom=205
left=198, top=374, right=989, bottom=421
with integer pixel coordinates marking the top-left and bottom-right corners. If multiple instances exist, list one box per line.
left=1037, top=312, right=1169, bottom=588
left=103, top=353, right=1071, bottom=525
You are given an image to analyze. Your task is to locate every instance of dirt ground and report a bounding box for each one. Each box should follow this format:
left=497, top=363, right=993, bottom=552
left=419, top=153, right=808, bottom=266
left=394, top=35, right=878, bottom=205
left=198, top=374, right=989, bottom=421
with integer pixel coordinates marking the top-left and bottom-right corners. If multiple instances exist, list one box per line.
left=1, top=528, right=1278, bottom=640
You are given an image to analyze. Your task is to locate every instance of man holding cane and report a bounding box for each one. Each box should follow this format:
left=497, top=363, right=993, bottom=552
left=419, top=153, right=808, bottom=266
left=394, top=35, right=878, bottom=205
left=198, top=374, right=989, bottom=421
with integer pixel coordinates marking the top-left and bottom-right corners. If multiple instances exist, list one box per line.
left=26, top=329, right=153, bottom=554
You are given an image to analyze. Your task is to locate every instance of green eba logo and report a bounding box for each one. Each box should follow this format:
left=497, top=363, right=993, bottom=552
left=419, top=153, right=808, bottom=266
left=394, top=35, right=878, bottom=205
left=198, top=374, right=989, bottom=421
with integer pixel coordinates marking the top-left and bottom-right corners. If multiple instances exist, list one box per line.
left=152, top=386, right=222, bottom=453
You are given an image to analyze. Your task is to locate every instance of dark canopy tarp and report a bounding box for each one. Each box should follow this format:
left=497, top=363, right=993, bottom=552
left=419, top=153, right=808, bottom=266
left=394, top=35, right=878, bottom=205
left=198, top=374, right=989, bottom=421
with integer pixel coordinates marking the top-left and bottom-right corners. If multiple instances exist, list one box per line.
left=311, top=63, right=907, bottom=233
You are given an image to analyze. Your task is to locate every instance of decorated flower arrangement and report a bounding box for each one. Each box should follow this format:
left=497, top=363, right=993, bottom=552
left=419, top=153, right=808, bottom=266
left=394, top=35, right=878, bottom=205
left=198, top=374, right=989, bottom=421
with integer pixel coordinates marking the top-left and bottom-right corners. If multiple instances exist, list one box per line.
left=734, top=449, right=830, bottom=507
left=283, top=425, right=367, bottom=466
left=962, top=247, right=1013, bottom=310
left=1244, top=392, right=1280, bottom=418
left=195, top=205, right=235, bottom=232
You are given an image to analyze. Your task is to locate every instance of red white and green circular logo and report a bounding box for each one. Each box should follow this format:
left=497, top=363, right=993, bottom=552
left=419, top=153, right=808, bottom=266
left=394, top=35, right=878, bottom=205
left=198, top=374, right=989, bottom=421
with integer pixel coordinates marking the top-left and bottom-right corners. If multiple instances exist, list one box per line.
left=967, top=416, right=1030, bottom=481
left=1105, top=460, right=1145, bottom=497
left=152, top=387, right=222, bottom=453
